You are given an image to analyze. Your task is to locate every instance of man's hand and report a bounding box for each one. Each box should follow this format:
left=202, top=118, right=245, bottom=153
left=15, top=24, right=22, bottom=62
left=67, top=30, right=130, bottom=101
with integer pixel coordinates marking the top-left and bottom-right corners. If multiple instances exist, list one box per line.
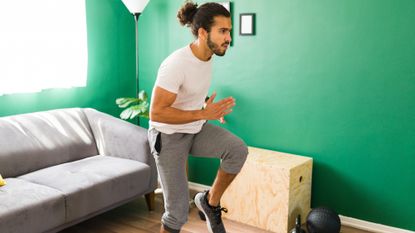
left=203, top=92, right=235, bottom=123
left=151, top=87, right=235, bottom=124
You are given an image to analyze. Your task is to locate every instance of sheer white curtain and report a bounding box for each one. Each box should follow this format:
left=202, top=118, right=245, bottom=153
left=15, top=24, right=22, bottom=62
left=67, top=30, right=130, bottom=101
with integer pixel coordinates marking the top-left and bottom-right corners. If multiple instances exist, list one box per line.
left=0, top=0, right=87, bottom=95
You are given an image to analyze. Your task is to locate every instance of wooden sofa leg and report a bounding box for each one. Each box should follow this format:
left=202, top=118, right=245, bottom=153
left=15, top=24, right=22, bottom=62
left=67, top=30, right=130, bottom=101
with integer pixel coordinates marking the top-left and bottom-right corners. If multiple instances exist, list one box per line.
left=145, top=191, right=155, bottom=211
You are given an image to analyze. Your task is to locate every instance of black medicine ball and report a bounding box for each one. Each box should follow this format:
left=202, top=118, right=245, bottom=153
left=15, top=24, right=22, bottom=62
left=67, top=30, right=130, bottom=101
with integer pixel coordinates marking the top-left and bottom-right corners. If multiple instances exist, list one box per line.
left=306, top=207, right=341, bottom=233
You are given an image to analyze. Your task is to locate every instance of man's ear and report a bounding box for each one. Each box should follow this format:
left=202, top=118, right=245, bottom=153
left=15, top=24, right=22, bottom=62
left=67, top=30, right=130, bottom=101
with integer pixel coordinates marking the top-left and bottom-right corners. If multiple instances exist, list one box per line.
left=198, top=27, right=208, bottom=41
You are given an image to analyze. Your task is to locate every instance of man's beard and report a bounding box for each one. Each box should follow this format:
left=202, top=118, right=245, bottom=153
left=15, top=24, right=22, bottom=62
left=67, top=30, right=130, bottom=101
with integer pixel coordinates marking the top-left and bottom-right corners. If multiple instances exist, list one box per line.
left=207, top=33, right=230, bottom=57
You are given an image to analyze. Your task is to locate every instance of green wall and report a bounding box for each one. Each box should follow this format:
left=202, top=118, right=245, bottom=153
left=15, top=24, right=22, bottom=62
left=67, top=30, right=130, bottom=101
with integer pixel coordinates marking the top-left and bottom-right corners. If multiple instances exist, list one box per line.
left=139, top=0, right=415, bottom=230
left=0, top=0, right=136, bottom=117
left=1, top=0, right=414, bottom=231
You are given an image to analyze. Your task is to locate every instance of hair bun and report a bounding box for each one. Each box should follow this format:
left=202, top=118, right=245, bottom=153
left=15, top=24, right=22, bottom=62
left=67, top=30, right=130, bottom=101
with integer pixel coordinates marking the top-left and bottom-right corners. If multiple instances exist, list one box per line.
left=177, top=1, right=198, bottom=26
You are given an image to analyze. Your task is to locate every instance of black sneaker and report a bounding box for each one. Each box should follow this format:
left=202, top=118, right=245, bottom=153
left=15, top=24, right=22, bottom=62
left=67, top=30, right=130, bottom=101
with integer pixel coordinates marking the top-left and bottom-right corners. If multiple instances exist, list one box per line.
left=194, top=190, right=228, bottom=233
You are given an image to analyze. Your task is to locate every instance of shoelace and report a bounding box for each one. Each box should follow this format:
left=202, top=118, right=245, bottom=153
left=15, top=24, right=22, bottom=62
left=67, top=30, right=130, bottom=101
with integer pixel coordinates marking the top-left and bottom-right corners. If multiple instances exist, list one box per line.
left=212, top=206, right=228, bottom=224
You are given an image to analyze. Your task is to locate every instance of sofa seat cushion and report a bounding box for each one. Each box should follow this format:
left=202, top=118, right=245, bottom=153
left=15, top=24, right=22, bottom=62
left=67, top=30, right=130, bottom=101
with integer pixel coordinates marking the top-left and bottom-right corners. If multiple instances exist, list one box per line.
left=0, top=178, right=65, bottom=233
left=19, top=155, right=151, bottom=223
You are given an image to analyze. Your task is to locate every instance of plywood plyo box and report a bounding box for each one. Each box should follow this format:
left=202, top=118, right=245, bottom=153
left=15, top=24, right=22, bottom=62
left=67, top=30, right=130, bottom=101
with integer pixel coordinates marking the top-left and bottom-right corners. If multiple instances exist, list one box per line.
left=221, top=147, right=313, bottom=233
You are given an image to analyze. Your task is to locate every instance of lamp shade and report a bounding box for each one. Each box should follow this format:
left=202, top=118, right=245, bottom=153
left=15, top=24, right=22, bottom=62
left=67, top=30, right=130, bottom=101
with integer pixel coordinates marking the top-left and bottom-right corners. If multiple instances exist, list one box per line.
left=121, top=0, right=150, bottom=14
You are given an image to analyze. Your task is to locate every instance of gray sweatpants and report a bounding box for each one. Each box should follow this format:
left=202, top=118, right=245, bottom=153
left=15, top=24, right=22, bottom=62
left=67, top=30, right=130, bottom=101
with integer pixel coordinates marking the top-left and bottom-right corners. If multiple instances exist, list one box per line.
left=148, top=123, right=248, bottom=232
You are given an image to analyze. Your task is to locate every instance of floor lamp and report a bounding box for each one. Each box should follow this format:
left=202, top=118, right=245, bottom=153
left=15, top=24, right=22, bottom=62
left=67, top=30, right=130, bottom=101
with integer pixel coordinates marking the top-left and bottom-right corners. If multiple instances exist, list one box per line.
left=121, top=0, right=150, bottom=99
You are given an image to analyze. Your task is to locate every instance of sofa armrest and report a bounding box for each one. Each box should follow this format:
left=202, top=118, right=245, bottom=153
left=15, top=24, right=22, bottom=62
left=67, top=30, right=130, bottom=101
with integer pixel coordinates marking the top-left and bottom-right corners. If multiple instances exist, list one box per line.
left=83, top=108, right=151, bottom=162
left=83, top=108, right=157, bottom=192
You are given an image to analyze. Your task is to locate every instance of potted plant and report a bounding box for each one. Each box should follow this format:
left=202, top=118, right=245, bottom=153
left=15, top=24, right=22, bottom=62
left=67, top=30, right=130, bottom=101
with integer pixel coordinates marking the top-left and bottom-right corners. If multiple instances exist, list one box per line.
left=115, top=90, right=149, bottom=120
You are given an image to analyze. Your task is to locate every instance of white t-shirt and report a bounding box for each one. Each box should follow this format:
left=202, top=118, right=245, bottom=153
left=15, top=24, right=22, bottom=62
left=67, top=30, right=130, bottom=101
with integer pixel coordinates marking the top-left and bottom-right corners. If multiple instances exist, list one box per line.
left=149, top=45, right=212, bottom=134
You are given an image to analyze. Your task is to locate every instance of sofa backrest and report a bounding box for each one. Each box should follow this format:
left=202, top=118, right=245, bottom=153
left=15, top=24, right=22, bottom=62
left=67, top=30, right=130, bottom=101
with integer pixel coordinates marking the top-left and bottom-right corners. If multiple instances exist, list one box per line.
left=0, top=108, right=98, bottom=178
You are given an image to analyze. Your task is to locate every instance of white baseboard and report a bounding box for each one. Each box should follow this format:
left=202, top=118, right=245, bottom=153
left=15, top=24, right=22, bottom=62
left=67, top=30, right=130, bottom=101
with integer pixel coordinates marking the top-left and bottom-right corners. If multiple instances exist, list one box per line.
left=188, top=182, right=414, bottom=233
left=340, top=215, right=414, bottom=233
left=188, top=181, right=211, bottom=192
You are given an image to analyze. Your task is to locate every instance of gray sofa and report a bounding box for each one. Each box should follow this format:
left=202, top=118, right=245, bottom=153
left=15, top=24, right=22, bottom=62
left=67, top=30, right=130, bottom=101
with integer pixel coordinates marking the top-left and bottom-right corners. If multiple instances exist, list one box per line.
left=0, top=108, right=157, bottom=233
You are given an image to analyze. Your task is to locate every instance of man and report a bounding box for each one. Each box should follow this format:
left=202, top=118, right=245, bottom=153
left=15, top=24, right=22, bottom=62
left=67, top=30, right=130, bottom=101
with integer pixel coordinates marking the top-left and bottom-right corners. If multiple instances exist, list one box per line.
left=148, top=1, right=248, bottom=233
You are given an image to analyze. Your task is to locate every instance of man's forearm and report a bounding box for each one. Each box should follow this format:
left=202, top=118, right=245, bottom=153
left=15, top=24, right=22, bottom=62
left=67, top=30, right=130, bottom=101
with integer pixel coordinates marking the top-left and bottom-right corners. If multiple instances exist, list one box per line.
left=150, top=106, right=205, bottom=124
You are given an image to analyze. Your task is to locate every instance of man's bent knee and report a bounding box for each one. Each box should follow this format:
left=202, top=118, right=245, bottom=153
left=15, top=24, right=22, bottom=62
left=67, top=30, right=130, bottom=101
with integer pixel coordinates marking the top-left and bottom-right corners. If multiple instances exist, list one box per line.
left=221, top=141, right=248, bottom=174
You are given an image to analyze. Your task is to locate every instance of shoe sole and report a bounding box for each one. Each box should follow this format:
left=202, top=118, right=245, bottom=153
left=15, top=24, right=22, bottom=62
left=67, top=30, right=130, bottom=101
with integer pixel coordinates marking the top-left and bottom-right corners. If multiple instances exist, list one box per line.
left=194, top=193, right=213, bottom=233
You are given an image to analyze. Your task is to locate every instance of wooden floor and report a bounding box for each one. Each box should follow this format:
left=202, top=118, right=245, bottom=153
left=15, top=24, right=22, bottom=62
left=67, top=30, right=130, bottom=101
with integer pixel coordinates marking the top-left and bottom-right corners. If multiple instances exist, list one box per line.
left=60, top=193, right=372, bottom=233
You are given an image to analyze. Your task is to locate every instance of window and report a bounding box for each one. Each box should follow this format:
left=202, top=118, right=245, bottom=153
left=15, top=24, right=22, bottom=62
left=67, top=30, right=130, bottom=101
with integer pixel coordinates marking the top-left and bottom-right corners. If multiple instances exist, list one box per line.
left=0, top=0, right=87, bottom=95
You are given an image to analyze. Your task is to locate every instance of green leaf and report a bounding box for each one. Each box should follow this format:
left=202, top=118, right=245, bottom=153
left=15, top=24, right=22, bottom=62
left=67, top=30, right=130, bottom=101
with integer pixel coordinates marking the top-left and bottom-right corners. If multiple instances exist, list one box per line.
left=116, top=90, right=150, bottom=120
left=120, top=108, right=133, bottom=120
left=134, top=102, right=149, bottom=112
left=116, top=97, right=140, bottom=108
left=119, top=102, right=149, bottom=120
left=138, top=90, right=148, bottom=102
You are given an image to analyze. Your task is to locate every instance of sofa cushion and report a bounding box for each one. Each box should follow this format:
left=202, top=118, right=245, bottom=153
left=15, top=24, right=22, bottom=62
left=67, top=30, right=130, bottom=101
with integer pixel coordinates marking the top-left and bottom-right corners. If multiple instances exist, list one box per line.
left=19, top=155, right=151, bottom=223
left=0, top=108, right=98, bottom=178
left=0, top=178, right=65, bottom=233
